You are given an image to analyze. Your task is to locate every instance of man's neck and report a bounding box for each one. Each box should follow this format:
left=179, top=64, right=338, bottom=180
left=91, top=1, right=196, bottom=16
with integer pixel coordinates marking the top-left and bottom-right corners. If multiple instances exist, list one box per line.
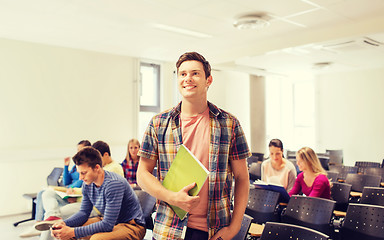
left=181, top=98, right=208, bottom=117
left=103, top=157, right=113, bottom=166
left=94, top=169, right=105, bottom=187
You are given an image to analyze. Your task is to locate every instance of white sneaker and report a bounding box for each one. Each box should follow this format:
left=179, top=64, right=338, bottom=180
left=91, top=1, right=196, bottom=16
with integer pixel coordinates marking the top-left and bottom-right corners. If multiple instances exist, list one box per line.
left=19, top=227, right=41, bottom=238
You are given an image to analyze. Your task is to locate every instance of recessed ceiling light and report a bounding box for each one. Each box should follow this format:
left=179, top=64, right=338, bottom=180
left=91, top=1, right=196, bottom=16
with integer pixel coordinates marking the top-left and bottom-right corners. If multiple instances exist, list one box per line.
left=233, top=13, right=270, bottom=30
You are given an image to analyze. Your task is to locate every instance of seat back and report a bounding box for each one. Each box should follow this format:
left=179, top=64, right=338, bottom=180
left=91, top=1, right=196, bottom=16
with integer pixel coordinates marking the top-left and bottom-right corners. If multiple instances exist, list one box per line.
left=326, top=171, right=339, bottom=182
left=317, top=153, right=330, bottom=170
left=331, top=182, right=351, bottom=211
left=134, top=190, right=156, bottom=230
left=249, top=162, right=262, bottom=181
left=361, top=187, right=384, bottom=206
left=286, top=150, right=297, bottom=160
left=329, top=165, right=358, bottom=181
left=355, top=161, right=381, bottom=174
left=247, top=156, right=259, bottom=168
left=252, top=152, right=264, bottom=161
left=47, top=167, right=64, bottom=186
left=245, top=188, right=280, bottom=224
left=331, top=182, right=351, bottom=204
left=281, top=195, right=335, bottom=235
left=260, top=222, right=329, bottom=240
left=355, top=161, right=381, bottom=173
left=364, top=167, right=384, bottom=179
left=341, top=203, right=384, bottom=240
left=232, top=214, right=253, bottom=240
left=345, top=173, right=381, bottom=192
left=326, top=149, right=343, bottom=165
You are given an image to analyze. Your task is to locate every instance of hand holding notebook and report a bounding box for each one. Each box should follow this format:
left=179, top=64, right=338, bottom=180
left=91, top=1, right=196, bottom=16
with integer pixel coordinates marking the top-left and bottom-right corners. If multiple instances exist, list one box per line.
left=162, top=144, right=209, bottom=220
left=169, top=182, right=201, bottom=212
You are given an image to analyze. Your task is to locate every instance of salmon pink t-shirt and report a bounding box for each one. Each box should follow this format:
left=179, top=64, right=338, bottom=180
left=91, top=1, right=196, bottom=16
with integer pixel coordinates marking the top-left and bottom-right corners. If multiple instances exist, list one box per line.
left=180, top=107, right=210, bottom=232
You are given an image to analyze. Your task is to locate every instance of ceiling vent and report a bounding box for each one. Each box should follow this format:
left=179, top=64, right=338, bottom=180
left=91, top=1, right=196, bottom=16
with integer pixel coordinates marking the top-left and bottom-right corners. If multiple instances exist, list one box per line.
left=321, top=37, right=383, bottom=52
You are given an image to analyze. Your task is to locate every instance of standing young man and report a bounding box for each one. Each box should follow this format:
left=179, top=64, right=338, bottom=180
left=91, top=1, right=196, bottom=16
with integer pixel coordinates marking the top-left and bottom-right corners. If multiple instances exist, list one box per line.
left=51, top=147, right=145, bottom=240
left=137, top=52, right=251, bottom=240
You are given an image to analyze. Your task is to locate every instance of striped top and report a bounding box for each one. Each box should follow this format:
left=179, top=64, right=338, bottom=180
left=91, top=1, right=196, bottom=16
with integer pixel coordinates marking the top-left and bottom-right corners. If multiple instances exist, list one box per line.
left=64, top=171, right=144, bottom=238
left=138, top=101, right=251, bottom=239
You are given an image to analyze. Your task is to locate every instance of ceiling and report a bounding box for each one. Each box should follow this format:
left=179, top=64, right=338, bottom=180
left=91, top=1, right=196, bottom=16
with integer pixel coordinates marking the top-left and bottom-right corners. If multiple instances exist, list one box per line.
left=1, top=0, right=384, bottom=75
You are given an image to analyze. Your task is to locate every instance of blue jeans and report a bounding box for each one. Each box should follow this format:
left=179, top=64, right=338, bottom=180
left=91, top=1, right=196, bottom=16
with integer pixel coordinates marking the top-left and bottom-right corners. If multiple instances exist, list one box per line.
left=35, top=189, right=68, bottom=221
left=35, top=190, right=44, bottom=221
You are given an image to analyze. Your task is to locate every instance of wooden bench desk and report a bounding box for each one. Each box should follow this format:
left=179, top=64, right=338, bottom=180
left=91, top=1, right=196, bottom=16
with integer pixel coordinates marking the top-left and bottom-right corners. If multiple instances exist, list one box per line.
left=248, top=223, right=264, bottom=237
left=333, top=210, right=346, bottom=217
left=350, top=191, right=362, bottom=197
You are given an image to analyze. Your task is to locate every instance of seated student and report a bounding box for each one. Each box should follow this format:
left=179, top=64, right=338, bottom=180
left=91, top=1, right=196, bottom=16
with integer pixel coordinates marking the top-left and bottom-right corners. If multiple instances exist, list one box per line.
left=62, top=140, right=91, bottom=188
left=20, top=140, right=91, bottom=238
left=35, top=141, right=125, bottom=240
left=121, top=138, right=140, bottom=188
left=261, top=139, right=297, bottom=192
left=92, top=140, right=124, bottom=177
left=288, top=147, right=331, bottom=199
left=50, top=147, right=145, bottom=240
left=58, top=141, right=125, bottom=220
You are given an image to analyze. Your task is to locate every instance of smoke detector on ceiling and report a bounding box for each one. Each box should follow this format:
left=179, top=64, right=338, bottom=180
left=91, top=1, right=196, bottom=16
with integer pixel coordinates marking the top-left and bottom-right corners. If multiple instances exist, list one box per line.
left=233, top=13, right=270, bottom=30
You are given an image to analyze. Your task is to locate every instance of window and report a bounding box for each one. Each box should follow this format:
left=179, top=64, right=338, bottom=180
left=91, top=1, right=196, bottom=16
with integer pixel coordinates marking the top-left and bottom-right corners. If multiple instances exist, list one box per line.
left=138, top=62, right=160, bottom=140
left=265, top=75, right=315, bottom=151
left=292, top=81, right=315, bottom=148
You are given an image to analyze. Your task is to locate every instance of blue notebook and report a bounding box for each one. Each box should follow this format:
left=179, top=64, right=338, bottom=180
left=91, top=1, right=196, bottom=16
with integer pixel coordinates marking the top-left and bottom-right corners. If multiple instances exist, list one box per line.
left=253, top=180, right=291, bottom=203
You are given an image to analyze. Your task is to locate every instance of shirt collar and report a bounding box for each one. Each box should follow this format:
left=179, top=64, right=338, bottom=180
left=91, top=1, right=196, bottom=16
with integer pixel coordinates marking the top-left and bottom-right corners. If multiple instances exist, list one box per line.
left=170, top=101, right=221, bottom=118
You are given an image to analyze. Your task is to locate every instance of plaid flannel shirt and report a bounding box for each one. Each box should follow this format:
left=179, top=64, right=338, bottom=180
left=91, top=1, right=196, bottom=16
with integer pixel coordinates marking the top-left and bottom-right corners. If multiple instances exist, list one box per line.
left=138, top=101, right=251, bottom=240
left=121, top=158, right=138, bottom=185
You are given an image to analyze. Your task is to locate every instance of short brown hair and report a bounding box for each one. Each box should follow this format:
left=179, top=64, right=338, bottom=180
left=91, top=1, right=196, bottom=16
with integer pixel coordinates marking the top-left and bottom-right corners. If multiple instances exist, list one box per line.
left=72, top=146, right=102, bottom=169
left=176, top=52, right=211, bottom=78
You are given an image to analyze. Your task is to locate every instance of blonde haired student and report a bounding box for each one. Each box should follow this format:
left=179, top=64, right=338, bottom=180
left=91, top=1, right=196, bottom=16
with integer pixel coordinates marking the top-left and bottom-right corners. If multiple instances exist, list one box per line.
left=288, top=147, right=331, bottom=199
left=121, top=139, right=141, bottom=186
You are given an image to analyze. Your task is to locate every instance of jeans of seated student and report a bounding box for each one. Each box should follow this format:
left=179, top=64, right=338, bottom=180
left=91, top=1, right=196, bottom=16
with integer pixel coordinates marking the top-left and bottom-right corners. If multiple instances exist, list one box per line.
left=42, top=188, right=69, bottom=219
left=36, top=189, right=69, bottom=221
left=35, top=190, right=45, bottom=221
left=40, top=228, right=54, bottom=240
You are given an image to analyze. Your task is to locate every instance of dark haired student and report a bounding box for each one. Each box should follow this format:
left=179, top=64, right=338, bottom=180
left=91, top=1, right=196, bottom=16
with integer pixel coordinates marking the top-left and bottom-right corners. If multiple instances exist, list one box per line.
left=137, top=52, right=251, bottom=240
left=261, top=139, right=297, bottom=192
left=50, top=147, right=145, bottom=240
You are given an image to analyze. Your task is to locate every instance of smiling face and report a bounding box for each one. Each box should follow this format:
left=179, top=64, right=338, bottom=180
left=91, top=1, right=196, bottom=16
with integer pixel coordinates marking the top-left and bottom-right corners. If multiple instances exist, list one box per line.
left=296, top=155, right=308, bottom=172
left=177, top=60, right=212, bottom=101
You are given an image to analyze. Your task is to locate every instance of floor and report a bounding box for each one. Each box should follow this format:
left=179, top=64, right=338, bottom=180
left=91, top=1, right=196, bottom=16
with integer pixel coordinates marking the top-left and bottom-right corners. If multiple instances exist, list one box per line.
left=1, top=213, right=153, bottom=239
left=0, top=213, right=40, bottom=240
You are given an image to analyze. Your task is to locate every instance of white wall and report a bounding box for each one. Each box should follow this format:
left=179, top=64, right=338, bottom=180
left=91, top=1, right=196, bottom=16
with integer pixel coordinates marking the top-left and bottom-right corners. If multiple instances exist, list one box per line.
left=0, top=39, right=253, bottom=216
left=208, top=70, right=251, bottom=148
left=0, top=38, right=138, bottom=216
left=315, top=67, right=384, bottom=166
